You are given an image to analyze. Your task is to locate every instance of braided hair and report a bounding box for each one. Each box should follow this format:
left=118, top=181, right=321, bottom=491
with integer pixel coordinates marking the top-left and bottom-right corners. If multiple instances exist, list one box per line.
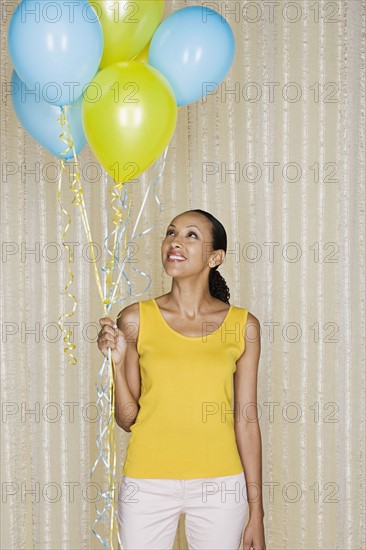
left=189, top=209, right=231, bottom=304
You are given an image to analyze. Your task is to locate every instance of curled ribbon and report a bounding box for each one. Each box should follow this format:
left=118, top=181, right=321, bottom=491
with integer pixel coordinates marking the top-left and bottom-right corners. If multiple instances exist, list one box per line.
left=57, top=105, right=168, bottom=548
left=56, top=106, right=80, bottom=366
left=91, top=151, right=168, bottom=549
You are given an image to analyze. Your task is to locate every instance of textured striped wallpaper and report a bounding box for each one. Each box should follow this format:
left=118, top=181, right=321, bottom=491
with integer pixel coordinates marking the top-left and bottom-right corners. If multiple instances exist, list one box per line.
left=1, top=1, right=365, bottom=548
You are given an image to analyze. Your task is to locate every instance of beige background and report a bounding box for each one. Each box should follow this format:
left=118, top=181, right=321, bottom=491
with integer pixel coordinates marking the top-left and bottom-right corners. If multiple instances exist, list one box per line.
left=1, top=0, right=365, bottom=549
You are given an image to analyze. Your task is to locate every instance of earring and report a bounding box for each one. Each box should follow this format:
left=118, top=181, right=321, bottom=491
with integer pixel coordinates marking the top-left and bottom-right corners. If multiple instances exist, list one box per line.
left=209, top=261, right=214, bottom=267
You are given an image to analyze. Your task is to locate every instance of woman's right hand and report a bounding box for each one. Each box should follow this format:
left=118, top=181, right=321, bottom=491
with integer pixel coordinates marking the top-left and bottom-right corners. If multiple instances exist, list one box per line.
left=97, top=317, right=128, bottom=366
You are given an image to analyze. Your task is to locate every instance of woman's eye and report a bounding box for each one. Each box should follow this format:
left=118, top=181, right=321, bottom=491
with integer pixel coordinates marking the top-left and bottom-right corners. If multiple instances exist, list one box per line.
left=165, top=231, right=197, bottom=238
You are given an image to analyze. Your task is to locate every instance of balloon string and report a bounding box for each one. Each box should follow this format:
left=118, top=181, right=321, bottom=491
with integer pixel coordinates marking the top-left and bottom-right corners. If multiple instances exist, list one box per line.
left=57, top=106, right=168, bottom=548
left=58, top=106, right=106, bottom=310
left=91, top=147, right=168, bottom=548
left=102, top=186, right=133, bottom=308
left=56, top=107, right=122, bottom=547
left=103, top=180, right=130, bottom=306
left=108, top=356, right=120, bottom=549
left=108, top=145, right=169, bottom=310
left=91, top=182, right=129, bottom=550
left=55, top=106, right=81, bottom=366
left=56, top=163, right=78, bottom=366
left=58, top=109, right=125, bottom=548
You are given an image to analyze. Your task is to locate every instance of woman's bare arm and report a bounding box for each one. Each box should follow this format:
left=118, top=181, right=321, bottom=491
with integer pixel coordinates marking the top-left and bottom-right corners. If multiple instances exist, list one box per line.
left=114, top=303, right=142, bottom=431
left=233, top=312, right=264, bottom=519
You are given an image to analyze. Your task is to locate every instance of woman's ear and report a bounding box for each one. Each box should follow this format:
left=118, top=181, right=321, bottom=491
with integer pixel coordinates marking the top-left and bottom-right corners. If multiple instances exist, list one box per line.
left=215, top=249, right=226, bottom=267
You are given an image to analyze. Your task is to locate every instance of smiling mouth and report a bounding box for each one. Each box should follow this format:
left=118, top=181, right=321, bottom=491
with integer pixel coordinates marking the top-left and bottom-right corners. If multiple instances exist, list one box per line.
left=167, top=254, right=186, bottom=262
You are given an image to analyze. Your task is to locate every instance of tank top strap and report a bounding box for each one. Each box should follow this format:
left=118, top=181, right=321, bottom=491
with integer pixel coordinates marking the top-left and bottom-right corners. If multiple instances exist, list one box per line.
left=225, top=304, right=249, bottom=356
left=136, top=299, right=155, bottom=355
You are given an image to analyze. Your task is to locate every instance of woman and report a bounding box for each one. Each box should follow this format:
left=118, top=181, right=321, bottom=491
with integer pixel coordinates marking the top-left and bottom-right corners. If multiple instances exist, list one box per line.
left=98, top=209, right=266, bottom=550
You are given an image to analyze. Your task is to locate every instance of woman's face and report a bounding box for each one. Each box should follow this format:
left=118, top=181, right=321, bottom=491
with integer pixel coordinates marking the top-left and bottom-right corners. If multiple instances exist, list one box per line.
left=161, top=212, right=218, bottom=276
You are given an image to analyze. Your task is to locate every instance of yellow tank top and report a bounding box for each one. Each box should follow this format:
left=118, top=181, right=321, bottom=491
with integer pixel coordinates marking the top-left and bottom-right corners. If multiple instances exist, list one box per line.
left=122, top=298, right=249, bottom=479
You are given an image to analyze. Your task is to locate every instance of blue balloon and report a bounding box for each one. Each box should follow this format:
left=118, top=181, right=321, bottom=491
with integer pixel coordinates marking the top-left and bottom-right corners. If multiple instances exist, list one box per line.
left=8, top=0, right=103, bottom=106
left=11, top=70, right=87, bottom=159
left=148, top=6, right=235, bottom=106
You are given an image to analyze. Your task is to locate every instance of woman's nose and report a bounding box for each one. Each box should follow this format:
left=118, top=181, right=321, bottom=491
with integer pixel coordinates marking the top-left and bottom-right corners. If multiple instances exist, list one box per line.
left=170, top=235, right=183, bottom=246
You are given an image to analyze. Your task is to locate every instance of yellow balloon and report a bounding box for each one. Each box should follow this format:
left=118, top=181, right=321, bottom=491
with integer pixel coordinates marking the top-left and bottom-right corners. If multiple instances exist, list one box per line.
left=82, top=61, right=177, bottom=183
left=90, top=0, right=164, bottom=68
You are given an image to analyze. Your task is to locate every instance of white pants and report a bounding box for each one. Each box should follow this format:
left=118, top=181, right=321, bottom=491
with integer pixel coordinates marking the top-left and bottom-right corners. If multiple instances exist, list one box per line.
left=117, top=471, right=248, bottom=550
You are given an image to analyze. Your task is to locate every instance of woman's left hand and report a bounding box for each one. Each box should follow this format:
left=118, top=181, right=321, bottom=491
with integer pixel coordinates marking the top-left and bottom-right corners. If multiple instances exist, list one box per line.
left=242, top=515, right=266, bottom=550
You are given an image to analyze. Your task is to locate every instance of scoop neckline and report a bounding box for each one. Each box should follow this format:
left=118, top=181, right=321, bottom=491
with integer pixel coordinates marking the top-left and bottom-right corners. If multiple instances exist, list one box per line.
left=151, top=298, right=233, bottom=340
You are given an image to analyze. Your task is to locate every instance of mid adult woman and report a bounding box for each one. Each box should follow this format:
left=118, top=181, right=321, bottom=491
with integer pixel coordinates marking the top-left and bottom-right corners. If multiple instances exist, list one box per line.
left=98, top=208, right=266, bottom=550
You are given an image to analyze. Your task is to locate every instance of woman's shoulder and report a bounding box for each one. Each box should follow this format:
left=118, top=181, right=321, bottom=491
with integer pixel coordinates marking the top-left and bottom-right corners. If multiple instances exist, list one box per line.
left=116, top=296, right=158, bottom=326
left=232, top=304, right=260, bottom=326
left=116, top=300, right=141, bottom=332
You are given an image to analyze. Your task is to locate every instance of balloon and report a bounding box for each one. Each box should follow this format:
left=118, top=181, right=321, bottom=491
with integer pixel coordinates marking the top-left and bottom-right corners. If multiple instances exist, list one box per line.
left=82, top=61, right=177, bottom=182
left=148, top=6, right=235, bottom=106
left=8, top=0, right=103, bottom=106
left=132, top=41, right=151, bottom=64
left=10, top=70, right=86, bottom=159
left=91, top=0, right=164, bottom=68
